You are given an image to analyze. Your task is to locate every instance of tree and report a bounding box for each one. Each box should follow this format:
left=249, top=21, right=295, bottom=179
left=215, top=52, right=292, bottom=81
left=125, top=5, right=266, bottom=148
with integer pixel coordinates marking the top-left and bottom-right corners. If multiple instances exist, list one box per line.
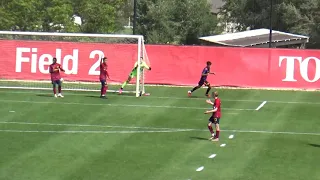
left=72, top=0, right=127, bottom=33
left=220, top=0, right=320, bottom=48
left=0, top=0, right=128, bottom=34
left=0, top=0, right=79, bottom=32
left=136, top=0, right=220, bottom=45
left=44, top=0, right=80, bottom=32
left=306, top=0, right=320, bottom=48
left=167, top=0, right=220, bottom=44
left=0, top=0, right=44, bottom=31
left=136, top=0, right=175, bottom=44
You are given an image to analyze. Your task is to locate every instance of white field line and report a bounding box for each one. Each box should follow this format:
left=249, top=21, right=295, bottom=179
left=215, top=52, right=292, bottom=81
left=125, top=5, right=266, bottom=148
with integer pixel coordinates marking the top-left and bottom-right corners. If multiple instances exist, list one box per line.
left=255, top=101, right=267, bottom=111
left=196, top=166, right=204, bottom=172
left=0, top=130, right=191, bottom=134
left=1, top=121, right=320, bottom=136
left=0, top=121, right=188, bottom=130
left=1, top=80, right=319, bottom=91
left=0, top=99, right=255, bottom=111
left=1, top=90, right=320, bottom=105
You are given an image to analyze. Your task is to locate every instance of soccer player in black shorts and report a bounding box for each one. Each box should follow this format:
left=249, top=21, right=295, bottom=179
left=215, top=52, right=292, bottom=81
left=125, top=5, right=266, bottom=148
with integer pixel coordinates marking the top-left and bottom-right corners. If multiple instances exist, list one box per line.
left=188, top=61, right=215, bottom=97
left=49, top=57, right=65, bottom=98
left=205, top=91, right=221, bottom=141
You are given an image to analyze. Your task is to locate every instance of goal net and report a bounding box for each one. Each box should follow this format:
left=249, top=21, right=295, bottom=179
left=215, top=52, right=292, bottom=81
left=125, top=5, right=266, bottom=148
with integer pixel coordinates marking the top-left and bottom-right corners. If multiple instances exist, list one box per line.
left=0, top=31, right=151, bottom=97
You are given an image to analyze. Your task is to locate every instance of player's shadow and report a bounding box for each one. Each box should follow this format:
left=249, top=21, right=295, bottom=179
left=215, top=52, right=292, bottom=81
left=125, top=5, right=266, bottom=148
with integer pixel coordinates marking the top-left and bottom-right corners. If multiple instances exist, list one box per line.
left=188, top=96, right=201, bottom=99
left=116, top=93, right=136, bottom=97
left=36, top=94, right=53, bottom=97
left=84, top=95, right=105, bottom=99
left=309, top=143, right=320, bottom=148
left=190, top=136, right=208, bottom=141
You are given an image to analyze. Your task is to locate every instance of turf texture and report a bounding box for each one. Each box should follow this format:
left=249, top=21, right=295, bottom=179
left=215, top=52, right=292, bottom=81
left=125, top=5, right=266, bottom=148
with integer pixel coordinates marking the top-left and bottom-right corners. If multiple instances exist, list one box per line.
left=0, top=87, right=319, bottom=180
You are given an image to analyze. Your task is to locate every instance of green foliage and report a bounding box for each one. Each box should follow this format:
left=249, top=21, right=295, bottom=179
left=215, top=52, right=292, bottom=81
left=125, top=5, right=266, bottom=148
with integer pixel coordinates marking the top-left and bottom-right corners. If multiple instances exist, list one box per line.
left=137, top=0, right=220, bottom=45
left=0, top=0, right=127, bottom=33
left=45, top=0, right=80, bottom=32
left=0, top=0, right=220, bottom=45
left=221, top=0, right=320, bottom=48
left=0, top=0, right=44, bottom=31
left=73, top=0, right=127, bottom=33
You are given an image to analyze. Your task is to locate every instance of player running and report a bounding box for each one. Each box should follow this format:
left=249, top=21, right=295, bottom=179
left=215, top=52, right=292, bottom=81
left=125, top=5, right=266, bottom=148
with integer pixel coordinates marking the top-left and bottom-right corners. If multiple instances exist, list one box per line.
left=204, top=91, right=221, bottom=141
left=49, top=57, right=65, bottom=98
left=100, top=57, right=110, bottom=98
left=119, top=57, right=151, bottom=94
left=188, top=61, right=215, bottom=97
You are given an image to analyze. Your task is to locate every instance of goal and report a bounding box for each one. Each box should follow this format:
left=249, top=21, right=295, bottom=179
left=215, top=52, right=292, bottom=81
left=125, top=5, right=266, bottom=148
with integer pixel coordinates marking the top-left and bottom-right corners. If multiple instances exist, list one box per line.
left=0, top=31, right=150, bottom=97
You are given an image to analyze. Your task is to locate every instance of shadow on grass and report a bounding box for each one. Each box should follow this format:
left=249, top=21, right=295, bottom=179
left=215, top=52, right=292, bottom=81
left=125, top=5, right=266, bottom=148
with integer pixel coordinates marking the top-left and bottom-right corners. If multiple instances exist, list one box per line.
left=116, top=93, right=136, bottom=97
left=309, top=143, right=320, bottom=148
left=36, top=94, right=52, bottom=97
left=190, top=136, right=208, bottom=141
left=85, top=95, right=100, bottom=98
left=188, top=96, right=202, bottom=99
left=84, top=95, right=109, bottom=99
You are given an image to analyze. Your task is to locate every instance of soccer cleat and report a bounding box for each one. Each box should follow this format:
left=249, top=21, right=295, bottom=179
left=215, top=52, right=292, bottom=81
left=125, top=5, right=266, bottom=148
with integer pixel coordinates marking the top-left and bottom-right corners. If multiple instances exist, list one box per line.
left=209, top=135, right=215, bottom=140
left=118, top=89, right=123, bottom=94
left=188, top=91, right=192, bottom=97
left=211, top=138, right=219, bottom=142
left=58, top=93, right=64, bottom=98
left=100, top=95, right=107, bottom=99
left=54, top=94, right=58, bottom=98
left=206, top=94, right=211, bottom=98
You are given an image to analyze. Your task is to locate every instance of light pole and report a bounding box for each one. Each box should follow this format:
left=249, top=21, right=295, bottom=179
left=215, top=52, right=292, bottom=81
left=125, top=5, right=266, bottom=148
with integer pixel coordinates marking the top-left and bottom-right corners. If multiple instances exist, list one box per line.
left=133, top=0, right=137, bottom=35
left=269, top=0, right=273, bottom=48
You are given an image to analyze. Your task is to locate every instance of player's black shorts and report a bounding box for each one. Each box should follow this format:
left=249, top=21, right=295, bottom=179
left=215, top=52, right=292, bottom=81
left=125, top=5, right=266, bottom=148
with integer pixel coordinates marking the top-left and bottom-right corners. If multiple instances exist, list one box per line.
left=100, top=79, right=106, bottom=86
left=198, top=79, right=210, bottom=86
left=209, top=116, right=220, bottom=124
left=52, top=80, right=61, bottom=86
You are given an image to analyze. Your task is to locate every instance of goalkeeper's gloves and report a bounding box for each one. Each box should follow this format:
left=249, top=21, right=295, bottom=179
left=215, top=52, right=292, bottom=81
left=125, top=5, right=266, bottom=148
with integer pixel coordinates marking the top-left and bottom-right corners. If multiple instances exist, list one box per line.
left=149, top=67, right=152, bottom=70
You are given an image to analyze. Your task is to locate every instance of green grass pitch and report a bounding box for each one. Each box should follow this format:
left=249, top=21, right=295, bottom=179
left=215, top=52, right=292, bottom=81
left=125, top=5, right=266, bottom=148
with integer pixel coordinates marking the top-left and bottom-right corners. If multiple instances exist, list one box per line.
left=0, top=86, right=319, bottom=180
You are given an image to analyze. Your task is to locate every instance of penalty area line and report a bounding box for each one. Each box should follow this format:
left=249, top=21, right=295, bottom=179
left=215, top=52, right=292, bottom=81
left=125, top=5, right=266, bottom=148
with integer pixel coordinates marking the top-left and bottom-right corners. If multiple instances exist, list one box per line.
left=255, top=101, right=267, bottom=111
left=1, top=129, right=319, bottom=136
left=0, top=99, right=255, bottom=111
left=4, top=90, right=320, bottom=105
left=0, top=121, right=193, bottom=131
left=1, top=121, right=320, bottom=136
left=0, top=129, right=193, bottom=134
left=223, top=129, right=320, bottom=136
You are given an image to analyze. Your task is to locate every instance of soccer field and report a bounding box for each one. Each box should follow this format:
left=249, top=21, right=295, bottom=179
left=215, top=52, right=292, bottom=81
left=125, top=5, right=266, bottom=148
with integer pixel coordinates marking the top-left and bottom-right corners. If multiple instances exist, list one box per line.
left=0, top=86, right=319, bottom=180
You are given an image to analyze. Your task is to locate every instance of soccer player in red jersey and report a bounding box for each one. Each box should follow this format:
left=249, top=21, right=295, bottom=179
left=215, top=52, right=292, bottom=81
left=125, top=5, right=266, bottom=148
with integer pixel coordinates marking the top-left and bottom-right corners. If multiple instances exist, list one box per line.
left=99, top=57, right=110, bottom=98
left=49, top=57, right=65, bottom=98
left=188, top=61, right=215, bottom=98
left=204, top=91, right=221, bottom=141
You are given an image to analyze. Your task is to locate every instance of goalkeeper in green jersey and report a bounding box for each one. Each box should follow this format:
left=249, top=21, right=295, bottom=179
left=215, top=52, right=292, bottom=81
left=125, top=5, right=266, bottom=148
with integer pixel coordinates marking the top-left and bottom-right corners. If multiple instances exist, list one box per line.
left=119, top=57, right=151, bottom=94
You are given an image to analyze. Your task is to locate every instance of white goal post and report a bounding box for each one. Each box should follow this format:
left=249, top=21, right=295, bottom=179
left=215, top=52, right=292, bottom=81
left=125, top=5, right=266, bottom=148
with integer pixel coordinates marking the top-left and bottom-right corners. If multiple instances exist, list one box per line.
left=0, top=31, right=150, bottom=97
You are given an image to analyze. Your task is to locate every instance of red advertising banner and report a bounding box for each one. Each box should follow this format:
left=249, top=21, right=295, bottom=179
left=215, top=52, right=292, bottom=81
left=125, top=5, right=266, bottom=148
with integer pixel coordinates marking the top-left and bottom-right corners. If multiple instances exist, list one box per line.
left=0, top=40, right=320, bottom=89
